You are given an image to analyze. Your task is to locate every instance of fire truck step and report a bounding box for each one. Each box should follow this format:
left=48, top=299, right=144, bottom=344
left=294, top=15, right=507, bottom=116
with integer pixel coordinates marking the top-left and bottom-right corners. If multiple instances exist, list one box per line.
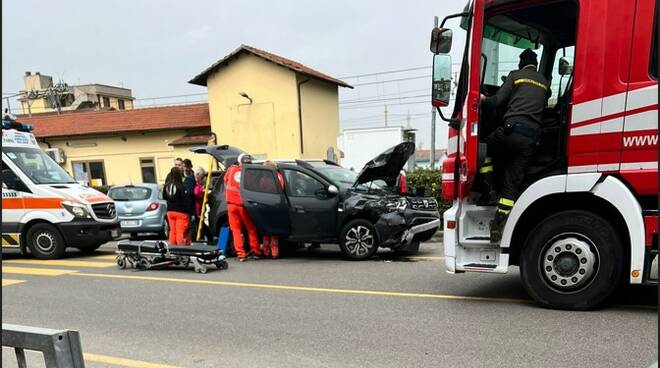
left=464, top=263, right=497, bottom=269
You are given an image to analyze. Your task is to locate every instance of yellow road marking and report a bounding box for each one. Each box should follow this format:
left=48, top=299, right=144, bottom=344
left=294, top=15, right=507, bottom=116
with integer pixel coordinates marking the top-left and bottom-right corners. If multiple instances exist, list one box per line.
left=2, top=266, right=78, bottom=276
left=74, top=272, right=529, bottom=304
left=2, top=278, right=25, bottom=286
left=84, top=353, right=181, bottom=368
left=87, top=254, right=117, bottom=260
left=4, top=259, right=114, bottom=268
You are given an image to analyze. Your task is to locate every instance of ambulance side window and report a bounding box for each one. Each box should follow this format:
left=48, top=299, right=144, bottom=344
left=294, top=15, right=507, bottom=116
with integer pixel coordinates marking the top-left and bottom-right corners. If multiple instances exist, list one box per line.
left=2, top=161, right=30, bottom=192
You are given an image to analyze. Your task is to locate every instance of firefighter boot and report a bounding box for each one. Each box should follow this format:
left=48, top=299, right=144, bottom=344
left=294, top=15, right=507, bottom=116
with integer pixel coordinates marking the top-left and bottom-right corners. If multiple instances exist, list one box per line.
left=475, top=157, right=498, bottom=206
left=490, top=198, right=514, bottom=243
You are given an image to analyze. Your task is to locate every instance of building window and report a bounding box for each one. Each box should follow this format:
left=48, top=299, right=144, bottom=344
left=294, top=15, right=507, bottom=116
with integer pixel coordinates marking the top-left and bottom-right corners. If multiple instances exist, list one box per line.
left=103, top=96, right=110, bottom=108
left=72, top=161, right=106, bottom=187
left=140, top=158, right=156, bottom=183
left=118, top=99, right=125, bottom=110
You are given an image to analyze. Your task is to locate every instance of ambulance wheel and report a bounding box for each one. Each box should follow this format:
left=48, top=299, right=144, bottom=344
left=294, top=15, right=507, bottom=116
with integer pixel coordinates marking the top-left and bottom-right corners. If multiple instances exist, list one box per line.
left=520, top=210, right=623, bottom=310
left=339, top=220, right=379, bottom=261
left=26, top=223, right=66, bottom=259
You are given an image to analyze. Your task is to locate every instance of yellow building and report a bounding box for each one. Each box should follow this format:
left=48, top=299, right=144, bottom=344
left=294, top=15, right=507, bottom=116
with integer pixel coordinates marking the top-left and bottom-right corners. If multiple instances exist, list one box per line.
left=20, top=103, right=212, bottom=187
left=189, top=45, right=352, bottom=160
left=17, top=71, right=135, bottom=116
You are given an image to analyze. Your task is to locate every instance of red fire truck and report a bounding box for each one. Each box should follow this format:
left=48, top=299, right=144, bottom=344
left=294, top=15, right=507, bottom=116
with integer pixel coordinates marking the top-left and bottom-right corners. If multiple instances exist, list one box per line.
left=430, top=0, right=658, bottom=309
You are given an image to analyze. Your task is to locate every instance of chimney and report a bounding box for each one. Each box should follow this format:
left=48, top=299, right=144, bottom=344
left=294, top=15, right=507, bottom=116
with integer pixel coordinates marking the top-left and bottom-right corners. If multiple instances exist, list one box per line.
left=25, top=71, right=31, bottom=76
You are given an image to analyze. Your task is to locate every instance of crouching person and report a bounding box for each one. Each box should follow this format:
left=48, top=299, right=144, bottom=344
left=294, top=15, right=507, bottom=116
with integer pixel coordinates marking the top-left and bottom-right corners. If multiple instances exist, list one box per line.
left=225, top=154, right=261, bottom=261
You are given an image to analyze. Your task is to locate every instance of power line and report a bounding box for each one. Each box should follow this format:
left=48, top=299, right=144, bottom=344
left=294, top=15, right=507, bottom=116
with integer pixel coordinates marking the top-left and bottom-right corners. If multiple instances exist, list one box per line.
left=340, top=66, right=431, bottom=79
left=339, top=94, right=430, bottom=105
left=351, top=75, right=430, bottom=87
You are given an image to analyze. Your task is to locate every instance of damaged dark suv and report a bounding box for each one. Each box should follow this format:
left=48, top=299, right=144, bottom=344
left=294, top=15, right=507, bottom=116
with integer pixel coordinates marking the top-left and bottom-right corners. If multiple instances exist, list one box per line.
left=192, top=142, right=440, bottom=260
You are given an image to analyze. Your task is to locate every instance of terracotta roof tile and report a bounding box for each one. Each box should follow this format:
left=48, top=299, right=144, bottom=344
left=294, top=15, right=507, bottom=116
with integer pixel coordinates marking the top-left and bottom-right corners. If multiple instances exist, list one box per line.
left=18, top=103, right=210, bottom=138
left=189, top=44, right=353, bottom=88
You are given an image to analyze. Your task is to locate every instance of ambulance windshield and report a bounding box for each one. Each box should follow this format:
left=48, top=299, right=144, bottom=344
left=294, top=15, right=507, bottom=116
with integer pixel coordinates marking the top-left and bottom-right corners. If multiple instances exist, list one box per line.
left=4, top=147, right=76, bottom=184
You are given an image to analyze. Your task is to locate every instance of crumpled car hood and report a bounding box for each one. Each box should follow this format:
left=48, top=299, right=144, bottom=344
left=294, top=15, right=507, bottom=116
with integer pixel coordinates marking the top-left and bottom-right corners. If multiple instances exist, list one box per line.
left=354, top=142, right=415, bottom=187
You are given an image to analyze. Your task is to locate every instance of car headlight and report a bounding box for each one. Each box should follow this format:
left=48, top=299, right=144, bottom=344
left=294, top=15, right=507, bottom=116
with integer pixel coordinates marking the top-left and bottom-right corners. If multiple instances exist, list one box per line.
left=385, top=198, right=408, bottom=213
left=61, top=201, right=91, bottom=218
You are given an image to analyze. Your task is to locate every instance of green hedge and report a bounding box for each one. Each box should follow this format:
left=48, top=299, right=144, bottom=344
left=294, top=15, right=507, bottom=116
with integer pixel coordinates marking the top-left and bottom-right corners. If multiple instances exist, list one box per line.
left=406, top=168, right=452, bottom=214
left=92, top=185, right=111, bottom=194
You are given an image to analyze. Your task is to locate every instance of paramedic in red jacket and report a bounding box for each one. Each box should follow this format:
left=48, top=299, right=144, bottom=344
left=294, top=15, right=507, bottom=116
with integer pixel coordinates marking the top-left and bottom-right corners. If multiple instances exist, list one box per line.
left=224, top=154, right=261, bottom=261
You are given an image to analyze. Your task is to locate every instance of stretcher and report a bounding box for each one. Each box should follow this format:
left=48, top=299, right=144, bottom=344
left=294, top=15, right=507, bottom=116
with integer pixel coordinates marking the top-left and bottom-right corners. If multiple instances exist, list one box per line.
left=115, top=240, right=228, bottom=273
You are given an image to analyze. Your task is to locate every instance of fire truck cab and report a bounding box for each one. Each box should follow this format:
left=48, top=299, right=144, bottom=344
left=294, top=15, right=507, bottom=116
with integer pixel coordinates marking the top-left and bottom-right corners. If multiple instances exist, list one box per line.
left=431, top=0, right=658, bottom=309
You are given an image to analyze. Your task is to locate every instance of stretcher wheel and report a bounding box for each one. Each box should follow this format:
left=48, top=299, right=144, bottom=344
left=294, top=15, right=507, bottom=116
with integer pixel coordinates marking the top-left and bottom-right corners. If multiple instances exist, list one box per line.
left=139, top=258, right=150, bottom=270
left=116, top=256, right=127, bottom=269
left=215, top=260, right=228, bottom=270
left=195, top=266, right=207, bottom=274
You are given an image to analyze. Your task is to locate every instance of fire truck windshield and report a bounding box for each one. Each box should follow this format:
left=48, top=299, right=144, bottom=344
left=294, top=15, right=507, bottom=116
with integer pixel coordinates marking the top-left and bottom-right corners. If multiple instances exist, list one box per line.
left=4, top=147, right=77, bottom=185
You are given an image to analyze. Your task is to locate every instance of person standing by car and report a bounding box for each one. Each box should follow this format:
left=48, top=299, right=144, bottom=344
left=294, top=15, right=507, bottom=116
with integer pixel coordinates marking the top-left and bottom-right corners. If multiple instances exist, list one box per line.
left=163, top=167, right=191, bottom=246
left=182, top=159, right=196, bottom=241
left=192, top=166, right=213, bottom=242
left=260, top=160, right=285, bottom=259
left=224, top=154, right=261, bottom=261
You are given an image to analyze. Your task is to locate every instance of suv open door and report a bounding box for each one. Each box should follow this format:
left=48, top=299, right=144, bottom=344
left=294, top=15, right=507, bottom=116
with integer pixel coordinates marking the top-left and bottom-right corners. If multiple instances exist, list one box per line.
left=239, top=164, right=290, bottom=236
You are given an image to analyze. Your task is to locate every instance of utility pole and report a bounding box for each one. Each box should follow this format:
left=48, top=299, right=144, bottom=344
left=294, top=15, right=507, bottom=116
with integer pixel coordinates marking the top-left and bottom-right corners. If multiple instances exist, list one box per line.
left=430, top=106, right=436, bottom=169
left=384, top=105, right=388, bottom=127
left=430, top=15, right=439, bottom=170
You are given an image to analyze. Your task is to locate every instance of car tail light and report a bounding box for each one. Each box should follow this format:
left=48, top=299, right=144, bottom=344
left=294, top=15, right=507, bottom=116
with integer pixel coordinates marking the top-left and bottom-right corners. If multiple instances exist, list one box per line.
left=146, top=202, right=159, bottom=211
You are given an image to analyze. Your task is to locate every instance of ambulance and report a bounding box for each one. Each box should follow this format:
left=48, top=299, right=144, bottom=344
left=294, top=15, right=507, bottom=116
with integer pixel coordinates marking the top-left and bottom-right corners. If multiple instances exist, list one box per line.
left=2, top=118, right=121, bottom=259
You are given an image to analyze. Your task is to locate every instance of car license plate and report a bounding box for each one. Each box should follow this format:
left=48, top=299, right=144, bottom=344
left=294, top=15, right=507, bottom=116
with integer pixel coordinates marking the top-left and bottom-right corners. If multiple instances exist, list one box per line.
left=121, top=220, right=139, bottom=227
left=111, top=229, right=120, bottom=238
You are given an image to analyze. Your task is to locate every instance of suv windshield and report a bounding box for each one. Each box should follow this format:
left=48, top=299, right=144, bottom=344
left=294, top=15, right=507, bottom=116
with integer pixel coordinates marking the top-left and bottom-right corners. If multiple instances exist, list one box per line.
left=313, top=166, right=357, bottom=189
left=4, top=147, right=76, bottom=184
left=108, top=186, right=152, bottom=201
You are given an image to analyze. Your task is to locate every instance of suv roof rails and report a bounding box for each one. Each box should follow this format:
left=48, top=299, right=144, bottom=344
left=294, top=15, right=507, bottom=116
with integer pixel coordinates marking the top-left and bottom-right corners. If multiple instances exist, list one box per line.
left=323, top=160, right=340, bottom=167
left=295, top=159, right=314, bottom=169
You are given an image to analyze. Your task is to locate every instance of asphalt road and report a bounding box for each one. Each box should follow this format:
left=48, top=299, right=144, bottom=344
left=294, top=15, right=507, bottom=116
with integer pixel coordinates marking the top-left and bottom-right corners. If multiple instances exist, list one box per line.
left=2, top=239, right=657, bottom=368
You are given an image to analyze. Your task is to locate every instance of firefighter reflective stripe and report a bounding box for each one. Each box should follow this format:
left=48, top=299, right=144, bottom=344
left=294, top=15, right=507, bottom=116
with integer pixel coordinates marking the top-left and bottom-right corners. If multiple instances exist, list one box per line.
left=497, top=208, right=511, bottom=215
left=480, top=157, right=494, bottom=173
left=496, top=198, right=514, bottom=216
left=498, top=198, right=514, bottom=207
left=2, top=233, right=20, bottom=248
left=514, top=78, right=548, bottom=91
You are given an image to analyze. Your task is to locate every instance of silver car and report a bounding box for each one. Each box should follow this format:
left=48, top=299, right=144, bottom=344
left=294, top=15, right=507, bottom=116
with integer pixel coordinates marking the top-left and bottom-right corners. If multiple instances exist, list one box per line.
left=108, top=184, right=168, bottom=239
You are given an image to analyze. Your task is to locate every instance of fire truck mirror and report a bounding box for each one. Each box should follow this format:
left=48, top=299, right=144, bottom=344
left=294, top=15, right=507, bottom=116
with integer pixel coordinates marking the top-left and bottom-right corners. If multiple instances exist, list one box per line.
left=430, top=27, right=452, bottom=54
left=432, top=54, right=452, bottom=107
left=558, top=57, right=573, bottom=76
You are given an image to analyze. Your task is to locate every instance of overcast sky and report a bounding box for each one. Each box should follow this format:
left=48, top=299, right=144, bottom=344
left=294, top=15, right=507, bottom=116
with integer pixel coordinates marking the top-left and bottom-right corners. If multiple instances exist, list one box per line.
left=2, top=0, right=468, bottom=150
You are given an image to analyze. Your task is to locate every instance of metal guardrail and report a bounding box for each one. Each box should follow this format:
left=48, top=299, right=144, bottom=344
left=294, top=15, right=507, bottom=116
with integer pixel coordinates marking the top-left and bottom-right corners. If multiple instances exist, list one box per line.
left=2, top=323, right=85, bottom=368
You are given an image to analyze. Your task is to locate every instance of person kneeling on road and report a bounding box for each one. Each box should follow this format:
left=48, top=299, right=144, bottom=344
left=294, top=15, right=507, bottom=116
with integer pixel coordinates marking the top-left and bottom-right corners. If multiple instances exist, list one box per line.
left=225, top=153, right=261, bottom=262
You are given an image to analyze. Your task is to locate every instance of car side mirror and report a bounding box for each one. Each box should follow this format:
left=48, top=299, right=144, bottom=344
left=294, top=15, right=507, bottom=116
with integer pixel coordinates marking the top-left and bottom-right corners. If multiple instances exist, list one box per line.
left=328, top=185, right=339, bottom=196
left=432, top=54, right=452, bottom=107
left=430, top=27, right=452, bottom=54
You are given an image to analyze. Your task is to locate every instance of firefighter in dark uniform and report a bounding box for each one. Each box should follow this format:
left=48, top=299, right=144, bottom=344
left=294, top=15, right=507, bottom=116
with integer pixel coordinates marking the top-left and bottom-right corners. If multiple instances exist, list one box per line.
left=478, top=48, right=551, bottom=242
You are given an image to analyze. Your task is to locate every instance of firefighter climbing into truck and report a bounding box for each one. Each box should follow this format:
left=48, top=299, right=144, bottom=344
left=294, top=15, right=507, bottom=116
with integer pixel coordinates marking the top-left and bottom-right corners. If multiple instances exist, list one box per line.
left=430, top=0, right=658, bottom=310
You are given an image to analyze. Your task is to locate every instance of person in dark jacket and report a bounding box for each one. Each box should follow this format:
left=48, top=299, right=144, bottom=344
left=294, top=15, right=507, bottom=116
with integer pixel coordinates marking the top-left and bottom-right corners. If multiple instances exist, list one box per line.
left=182, top=158, right=197, bottom=240
left=163, top=167, right=192, bottom=246
left=478, top=48, right=551, bottom=242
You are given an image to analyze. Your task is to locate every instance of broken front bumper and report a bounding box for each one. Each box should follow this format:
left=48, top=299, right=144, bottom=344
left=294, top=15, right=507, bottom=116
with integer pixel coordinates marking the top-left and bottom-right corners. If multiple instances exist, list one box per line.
left=401, top=219, right=441, bottom=246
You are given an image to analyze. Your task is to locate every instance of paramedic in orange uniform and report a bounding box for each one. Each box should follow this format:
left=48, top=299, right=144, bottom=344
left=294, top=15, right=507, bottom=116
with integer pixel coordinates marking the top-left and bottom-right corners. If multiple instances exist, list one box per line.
left=224, top=154, right=261, bottom=261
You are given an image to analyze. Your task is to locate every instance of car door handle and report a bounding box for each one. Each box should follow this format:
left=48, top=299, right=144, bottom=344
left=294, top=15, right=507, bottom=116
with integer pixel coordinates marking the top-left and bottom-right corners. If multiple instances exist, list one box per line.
left=247, top=200, right=259, bottom=207
left=294, top=205, right=305, bottom=213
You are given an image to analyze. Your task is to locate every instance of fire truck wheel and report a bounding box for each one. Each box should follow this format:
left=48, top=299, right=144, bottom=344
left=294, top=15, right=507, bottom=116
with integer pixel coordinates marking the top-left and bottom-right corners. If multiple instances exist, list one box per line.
left=520, top=210, right=623, bottom=310
left=26, top=223, right=66, bottom=259
left=340, top=219, right=379, bottom=261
